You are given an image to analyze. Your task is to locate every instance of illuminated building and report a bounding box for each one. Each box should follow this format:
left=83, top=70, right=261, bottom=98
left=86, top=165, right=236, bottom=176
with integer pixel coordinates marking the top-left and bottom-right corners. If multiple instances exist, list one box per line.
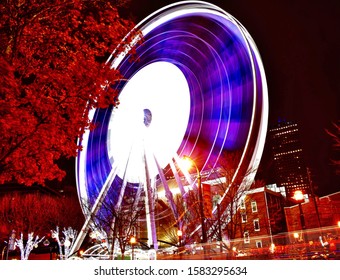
left=268, top=121, right=310, bottom=198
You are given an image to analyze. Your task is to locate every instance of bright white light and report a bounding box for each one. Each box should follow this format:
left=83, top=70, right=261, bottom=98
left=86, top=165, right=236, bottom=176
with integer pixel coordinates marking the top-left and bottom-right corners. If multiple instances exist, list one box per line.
left=107, top=62, right=190, bottom=183
left=178, top=156, right=195, bottom=173
left=293, top=190, right=304, bottom=201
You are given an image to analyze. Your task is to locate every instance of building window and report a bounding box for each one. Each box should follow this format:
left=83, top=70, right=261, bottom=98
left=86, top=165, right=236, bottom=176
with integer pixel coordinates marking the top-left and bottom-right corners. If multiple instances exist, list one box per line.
left=254, top=219, right=260, bottom=231
left=251, top=201, right=257, bottom=212
left=244, top=231, right=250, bottom=243
left=240, top=198, right=246, bottom=209
left=241, top=213, right=247, bottom=223
left=256, top=240, right=262, bottom=248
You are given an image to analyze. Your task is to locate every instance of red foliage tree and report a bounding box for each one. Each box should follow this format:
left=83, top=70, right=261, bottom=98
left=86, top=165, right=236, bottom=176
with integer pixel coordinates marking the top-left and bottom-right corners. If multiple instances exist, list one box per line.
left=0, top=0, right=138, bottom=185
left=0, top=192, right=84, bottom=236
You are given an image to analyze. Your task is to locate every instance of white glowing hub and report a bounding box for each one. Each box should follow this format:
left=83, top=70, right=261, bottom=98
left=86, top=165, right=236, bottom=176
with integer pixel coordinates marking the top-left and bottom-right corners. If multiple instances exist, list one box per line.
left=107, top=62, right=190, bottom=183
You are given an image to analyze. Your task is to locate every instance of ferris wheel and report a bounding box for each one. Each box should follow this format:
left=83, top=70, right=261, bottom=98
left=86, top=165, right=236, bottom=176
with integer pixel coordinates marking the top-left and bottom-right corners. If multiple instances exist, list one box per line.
left=71, top=1, right=268, bottom=254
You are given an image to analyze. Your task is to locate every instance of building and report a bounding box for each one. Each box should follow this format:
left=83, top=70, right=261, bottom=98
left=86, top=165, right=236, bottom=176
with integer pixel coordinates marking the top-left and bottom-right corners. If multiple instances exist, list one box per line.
left=284, top=191, right=340, bottom=242
left=222, top=186, right=340, bottom=258
left=0, top=184, right=83, bottom=242
left=268, top=120, right=310, bottom=198
left=227, top=185, right=287, bottom=251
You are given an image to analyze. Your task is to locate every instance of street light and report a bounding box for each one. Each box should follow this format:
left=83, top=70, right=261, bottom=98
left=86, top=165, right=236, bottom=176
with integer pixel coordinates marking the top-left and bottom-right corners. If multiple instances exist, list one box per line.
left=293, top=190, right=304, bottom=201
left=293, top=190, right=306, bottom=230
left=293, top=190, right=309, bottom=247
left=130, top=236, right=136, bottom=260
left=181, top=156, right=207, bottom=243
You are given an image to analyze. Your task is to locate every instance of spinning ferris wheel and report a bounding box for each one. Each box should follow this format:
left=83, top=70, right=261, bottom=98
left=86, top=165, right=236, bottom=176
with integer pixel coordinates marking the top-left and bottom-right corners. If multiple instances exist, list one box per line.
left=71, top=1, right=268, bottom=255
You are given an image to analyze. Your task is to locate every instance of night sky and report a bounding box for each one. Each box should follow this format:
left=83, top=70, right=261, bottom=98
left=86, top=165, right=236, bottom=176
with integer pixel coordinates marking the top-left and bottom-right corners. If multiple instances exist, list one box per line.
left=125, top=0, right=339, bottom=195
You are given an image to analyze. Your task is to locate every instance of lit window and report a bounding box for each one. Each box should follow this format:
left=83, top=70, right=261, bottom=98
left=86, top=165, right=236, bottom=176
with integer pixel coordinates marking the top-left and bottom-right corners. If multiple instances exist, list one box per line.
left=254, top=219, right=260, bottom=231
left=244, top=231, right=250, bottom=243
left=251, top=201, right=257, bottom=212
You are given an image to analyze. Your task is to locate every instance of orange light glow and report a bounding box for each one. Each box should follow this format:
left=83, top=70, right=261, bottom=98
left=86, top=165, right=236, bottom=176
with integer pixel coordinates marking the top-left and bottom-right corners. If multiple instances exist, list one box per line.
left=130, top=236, right=136, bottom=244
left=180, top=156, right=194, bottom=171
left=293, top=190, right=304, bottom=201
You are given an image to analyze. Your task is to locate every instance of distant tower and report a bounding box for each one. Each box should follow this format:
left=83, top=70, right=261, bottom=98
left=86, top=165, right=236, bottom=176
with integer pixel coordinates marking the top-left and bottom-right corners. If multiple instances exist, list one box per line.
left=268, top=120, right=310, bottom=199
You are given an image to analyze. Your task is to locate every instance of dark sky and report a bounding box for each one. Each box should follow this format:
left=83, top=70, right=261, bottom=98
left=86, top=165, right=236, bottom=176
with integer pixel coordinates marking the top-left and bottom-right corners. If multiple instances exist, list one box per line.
left=126, top=0, right=340, bottom=195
